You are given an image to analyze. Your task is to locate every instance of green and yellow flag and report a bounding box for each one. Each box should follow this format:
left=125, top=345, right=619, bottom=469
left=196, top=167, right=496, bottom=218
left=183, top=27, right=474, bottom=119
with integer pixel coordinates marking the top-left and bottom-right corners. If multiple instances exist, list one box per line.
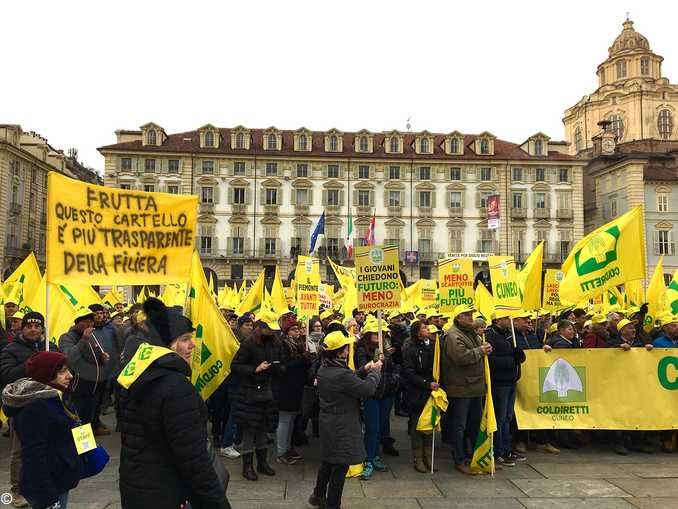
left=644, top=257, right=666, bottom=332
left=186, top=251, right=240, bottom=400
left=236, top=270, right=264, bottom=316
left=470, top=353, right=497, bottom=475
left=2, top=252, right=42, bottom=312
left=666, top=269, right=678, bottom=315
left=488, top=256, right=521, bottom=317
left=560, top=205, right=645, bottom=304
left=518, top=241, right=543, bottom=310
left=270, top=266, right=289, bottom=315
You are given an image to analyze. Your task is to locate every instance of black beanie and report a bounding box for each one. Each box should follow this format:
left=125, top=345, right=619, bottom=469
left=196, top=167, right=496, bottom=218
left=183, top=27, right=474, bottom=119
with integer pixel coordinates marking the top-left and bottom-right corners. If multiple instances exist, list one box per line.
left=22, top=311, right=45, bottom=330
left=143, top=298, right=194, bottom=346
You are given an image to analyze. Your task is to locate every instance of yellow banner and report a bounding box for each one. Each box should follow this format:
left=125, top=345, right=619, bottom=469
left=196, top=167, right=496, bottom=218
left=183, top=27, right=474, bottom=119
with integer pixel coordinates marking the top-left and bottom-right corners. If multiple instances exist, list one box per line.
left=487, top=256, right=521, bottom=315
left=355, top=245, right=401, bottom=312
left=296, top=256, right=320, bottom=320
left=438, top=258, right=475, bottom=312
left=542, top=269, right=565, bottom=312
left=47, top=172, right=197, bottom=285
left=516, top=349, right=678, bottom=430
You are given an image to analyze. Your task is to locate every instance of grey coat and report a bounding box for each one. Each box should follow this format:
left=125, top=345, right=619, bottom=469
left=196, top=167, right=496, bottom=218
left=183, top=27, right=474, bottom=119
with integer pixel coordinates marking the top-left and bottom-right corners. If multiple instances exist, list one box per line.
left=317, top=360, right=380, bottom=465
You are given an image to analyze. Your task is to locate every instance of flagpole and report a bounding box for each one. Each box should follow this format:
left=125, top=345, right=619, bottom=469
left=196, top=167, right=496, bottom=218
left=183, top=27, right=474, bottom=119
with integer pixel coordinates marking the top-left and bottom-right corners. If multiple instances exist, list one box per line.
left=45, top=282, right=50, bottom=351
left=431, top=425, right=435, bottom=475
left=376, top=309, right=383, bottom=354
left=509, top=315, right=517, bottom=348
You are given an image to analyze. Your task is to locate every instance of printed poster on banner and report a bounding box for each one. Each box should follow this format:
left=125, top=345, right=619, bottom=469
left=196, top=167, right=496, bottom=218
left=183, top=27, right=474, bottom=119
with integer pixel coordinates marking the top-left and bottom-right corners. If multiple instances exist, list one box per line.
left=438, top=258, right=475, bottom=312
left=419, top=279, right=438, bottom=308
left=487, top=194, right=500, bottom=230
left=542, top=269, right=565, bottom=311
left=318, top=283, right=332, bottom=309
left=355, top=245, right=401, bottom=312
left=487, top=256, right=521, bottom=316
left=46, top=172, right=197, bottom=285
left=295, top=256, right=320, bottom=320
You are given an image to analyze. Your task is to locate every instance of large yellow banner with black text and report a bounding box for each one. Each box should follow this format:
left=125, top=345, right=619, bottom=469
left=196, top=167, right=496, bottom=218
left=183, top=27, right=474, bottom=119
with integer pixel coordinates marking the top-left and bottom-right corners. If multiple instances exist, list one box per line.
left=516, top=349, right=678, bottom=430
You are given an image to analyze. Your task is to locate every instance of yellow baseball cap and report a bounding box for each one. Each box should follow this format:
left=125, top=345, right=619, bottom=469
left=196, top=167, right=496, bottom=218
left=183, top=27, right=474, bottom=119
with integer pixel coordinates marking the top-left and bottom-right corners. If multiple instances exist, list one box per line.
left=323, top=330, right=355, bottom=351
left=320, top=309, right=335, bottom=320
left=584, top=320, right=592, bottom=328
left=74, top=307, right=95, bottom=323
left=9, top=311, right=24, bottom=321
left=616, top=318, right=635, bottom=332
left=427, top=324, right=439, bottom=334
left=658, top=312, right=678, bottom=327
left=362, top=321, right=379, bottom=335
left=591, top=314, right=607, bottom=324
left=453, top=304, right=475, bottom=318
left=548, top=323, right=558, bottom=333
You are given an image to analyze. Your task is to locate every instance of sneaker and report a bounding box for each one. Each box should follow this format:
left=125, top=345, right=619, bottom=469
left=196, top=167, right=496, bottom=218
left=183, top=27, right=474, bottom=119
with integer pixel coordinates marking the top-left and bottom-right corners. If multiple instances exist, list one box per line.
left=11, top=493, right=29, bottom=508
left=513, top=441, right=527, bottom=453
left=537, top=443, right=560, bottom=454
left=276, top=452, right=298, bottom=465
left=508, top=451, right=527, bottom=462
left=287, top=448, right=303, bottom=461
left=308, top=493, right=326, bottom=508
left=496, top=456, right=516, bottom=467
left=219, top=445, right=241, bottom=459
left=360, top=461, right=374, bottom=480
left=372, top=456, right=387, bottom=471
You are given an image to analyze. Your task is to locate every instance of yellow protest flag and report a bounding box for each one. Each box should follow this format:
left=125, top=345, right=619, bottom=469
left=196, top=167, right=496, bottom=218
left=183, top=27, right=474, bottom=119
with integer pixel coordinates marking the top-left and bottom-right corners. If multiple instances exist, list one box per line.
left=665, top=269, right=678, bottom=315
left=487, top=256, right=521, bottom=317
left=413, top=279, right=438, bottom=310
left=46, top=171, right=197, bottom=285
left=186, top=251, right=240, bottom=400
left=102, top=289, right=122, bottom=307
left=644, top=257, right=666, bottom=331
left=160, top=283, right=187, bottom=308
left=270, top=266, right=289, bottom=315
left=560, top=205, right=645, bottom=304
left=470, top=355, right=497, bottom=475
left=236, top=271, right=264, bottom=316
left=624, top=279, right=644, bottom=308
left=474, top=282, right=494, bottom=322
left=27, top=279, right=80, bottom=344
left=518, top=241, right=543, bottom=310
left=2, top=252, right=42, bottom=311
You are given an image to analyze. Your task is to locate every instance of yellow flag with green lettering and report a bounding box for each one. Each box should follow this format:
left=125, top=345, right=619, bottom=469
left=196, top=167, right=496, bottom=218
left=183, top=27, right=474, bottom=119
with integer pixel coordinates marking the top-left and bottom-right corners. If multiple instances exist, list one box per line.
left=560, top=206, right=645, bottom=304
left=644, top=257, right=666, bottom=332
left=2, top=252, right=42, bottom=312
left=488, top=256, right=521, bottom=317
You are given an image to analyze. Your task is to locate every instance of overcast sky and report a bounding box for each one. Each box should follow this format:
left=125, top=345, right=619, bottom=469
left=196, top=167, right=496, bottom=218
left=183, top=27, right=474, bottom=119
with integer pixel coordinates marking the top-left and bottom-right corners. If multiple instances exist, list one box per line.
left=3, top=0, right=676, bottom=172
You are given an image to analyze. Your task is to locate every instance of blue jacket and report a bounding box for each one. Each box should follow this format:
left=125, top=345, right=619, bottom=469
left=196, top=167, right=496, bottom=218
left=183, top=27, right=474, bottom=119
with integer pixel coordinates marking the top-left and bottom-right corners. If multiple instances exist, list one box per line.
left=2, top=379, right=83, bottom=508
left=652, top=334, right=678, bottom=348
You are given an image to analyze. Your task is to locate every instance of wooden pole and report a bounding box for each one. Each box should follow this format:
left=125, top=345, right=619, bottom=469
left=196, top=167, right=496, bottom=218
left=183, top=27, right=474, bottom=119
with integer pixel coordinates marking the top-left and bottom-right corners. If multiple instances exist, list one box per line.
left=377, top=309, right=384, bottom=353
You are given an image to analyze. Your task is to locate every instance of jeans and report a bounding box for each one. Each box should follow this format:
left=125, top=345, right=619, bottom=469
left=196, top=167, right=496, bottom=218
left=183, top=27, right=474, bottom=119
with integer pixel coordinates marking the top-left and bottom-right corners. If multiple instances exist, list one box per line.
left=449, top=396, right=482, bottom=465
left=26, top=491, right=69, bottom=509
left=221, top=385, right=238, bottom=448
left=363, top=397, right=394, bottom=461
left=492, top=384, right=516, bottom=458
left=313, top=461, right=349, bottom=509
left=67, top=380, right=106, bottom=427
left=240, top=428, right=267, bottom=454
left=276, top=411, right=298, bottom=456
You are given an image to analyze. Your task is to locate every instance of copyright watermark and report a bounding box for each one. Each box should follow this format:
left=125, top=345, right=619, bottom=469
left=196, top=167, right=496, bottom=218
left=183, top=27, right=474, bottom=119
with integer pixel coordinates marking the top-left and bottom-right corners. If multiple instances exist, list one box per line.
left=0, top=492, right=13, bottom=505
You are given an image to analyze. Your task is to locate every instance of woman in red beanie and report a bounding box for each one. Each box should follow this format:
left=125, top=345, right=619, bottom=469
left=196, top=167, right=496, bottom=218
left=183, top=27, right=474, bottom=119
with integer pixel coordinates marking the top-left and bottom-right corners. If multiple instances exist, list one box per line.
left=1, top=351, right=82, bottom=509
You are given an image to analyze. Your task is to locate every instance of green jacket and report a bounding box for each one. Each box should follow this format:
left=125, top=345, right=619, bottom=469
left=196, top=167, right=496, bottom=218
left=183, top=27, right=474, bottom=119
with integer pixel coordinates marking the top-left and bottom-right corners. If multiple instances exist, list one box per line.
left=442, top=323, right=486, bottom=398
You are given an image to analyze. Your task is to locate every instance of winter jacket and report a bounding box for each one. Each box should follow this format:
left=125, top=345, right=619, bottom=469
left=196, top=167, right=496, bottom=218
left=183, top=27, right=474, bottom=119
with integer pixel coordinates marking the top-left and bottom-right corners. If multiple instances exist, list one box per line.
left=442, top=323, right=486, bottom=398
left=652, top=334, right=678, bottom=348
left=0, top=335, right=58, bottom=389
left=277, top=337, right=310, bottom=413
left=118, top=350, right=227, bottom=509
left=230, top=337, right=284, bottom=432
left=92, top=322, right=122, bottom=379
left=485, top=324, right=526, bottom=387
left=317, top=359, right=380, bottom=465
left=582, top=330, right=610, bottom=348
left=388, top=323, right=409, bottom=365
left=2, top=379, right=83, bottom=508
left=550, top=335, right=579, bottom=349
left=515, top=329, right=541, bottom=350
left=354, top=343, right=398, bottom=400
left=401, top=338, right=435, bottom=419
left=59, top=327, right=108, bottom=385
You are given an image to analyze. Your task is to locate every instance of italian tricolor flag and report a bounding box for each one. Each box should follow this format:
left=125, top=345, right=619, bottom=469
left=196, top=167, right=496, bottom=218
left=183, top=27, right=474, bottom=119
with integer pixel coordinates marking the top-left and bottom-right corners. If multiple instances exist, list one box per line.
left=345, top=210, right=353, bottom=258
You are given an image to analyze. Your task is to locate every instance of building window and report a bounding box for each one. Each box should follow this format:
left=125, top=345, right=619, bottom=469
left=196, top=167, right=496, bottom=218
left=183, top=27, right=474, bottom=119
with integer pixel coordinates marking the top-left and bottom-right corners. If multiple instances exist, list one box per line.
left=419, top=167, right=431, bottom=180
left=232, top=237, right=244, bottom=254
left=657, top=193, right=669, bottom=212
left=557, top=191, right=572, bottom=210
left=616, top=60, right=627, bottom=79
left=202, top=160, right=214, bottom=175
left=292, top=163, right=306, bottom=178
left=479, top=191, right=492, bottom=208
left=168, top=159, right=179, bottom=173
left=167, top=185, right=179, bottom=194
left=388, top=190, right=401, bottom=207
left=450, top=191, right=462, bottom=209
left=655, top=230, right=675, bottom=255
left=267, top=134, right=277, bottom=150
left=199, top=236, right=212, bottom=254
left=327, top=189, right=340, bottom=206
left=418, top=238, right=432, bottom=255
left=512, top=167, right=523, bottom=181
left=388, top=165, right=400, bottom=180
left=235, top=132, right=245, bottom=149
left=610, top=197, right=618, bottom=217
left=558, top=168, right=570, bottom=183
left=234, top=161, right=246, bottom=176
left=478, top=229, right=495, bottom=253
left=264, top=238, right=277, bottom=255
left=144, top=184, right=155, bottom=193
left=535, top=167, right=546, bottom=182
left=535, top=192, right=547, bottom=209
left=357, top=190, right=371, bottom=207
left=419, top=191, right=431, bottom=208
left=329, top=135, right=338, bottom=152
left=265, top=188, right=277, bottom=205
left=121, top=158, right=132, bottom=170
left=480, top=167, right=492, bottom=181
left=559, top=230, right=572, bottom=262
left=144, top=159, right=156, bottom=172
left=450, top=138, right=460, bottom=154
left=512, top=193, right=523, bottom=209
left=600, top=67, right=606, bottom=85
left=450, top=167, right=461, bottom=181
left=640, top=57, right=650, bottom=75
left=389, top=137, right=399, bottom=153
left=231, top=264, right=243, bottom=280
left=233, top=188, right=246, bottom=204
left=204, top=131, right=215, bottom=147
left=295, top=188, right=309, bottom=205
left=534, top=139, right=543, bottom=155
left=479, top=139, right=489, bottom=154
left=610, top=115, right=624, bottom=141
left=265, top=162, right=277, bottom=176
left=147, top=130, right=156, bottom=145
left=358, top=165, right=370, bottom=179
left=120, top=184, right=131, bottom=190
left=298, top=134, right=308, bottom=151
left=201, top=187, right=214, bottom=203
left=449, top=229, right=463, bottom=252
left=658, top=109, right=673, bottom=140
left=359, top=136, right=369, bottom=152
left=327, top=164, right=340, bottom=179
left=574, top=127, right=583, bottom=152
left=420, top=138, right=430, bottom=153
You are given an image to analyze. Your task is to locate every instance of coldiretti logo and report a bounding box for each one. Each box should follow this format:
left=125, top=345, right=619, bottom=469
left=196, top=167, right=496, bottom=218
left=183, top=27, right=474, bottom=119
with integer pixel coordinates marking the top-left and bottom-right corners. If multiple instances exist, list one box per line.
left=658, top=356, right=678, bottom=390
left=539, top=358, right=586, bottom=403
left=574, top=225, right=620, bottom=277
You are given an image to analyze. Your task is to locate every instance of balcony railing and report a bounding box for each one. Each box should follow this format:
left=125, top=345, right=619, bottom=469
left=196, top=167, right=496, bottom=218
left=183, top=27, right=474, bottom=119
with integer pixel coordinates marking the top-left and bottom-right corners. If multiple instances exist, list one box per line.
left=199, top=202, right=215, bottom=214
left=534, top=208, right=550, bottom=219
left=5, top=246, right=30, bottom=259
left=448, top=207, right=463, bottom=217
left=294, top=204, right=310, bottom=215
left=231, top=203, right=248, bottom=214
left=557, top=208, right=574, bottom=219
left=511, top=208, right=527, bottom=219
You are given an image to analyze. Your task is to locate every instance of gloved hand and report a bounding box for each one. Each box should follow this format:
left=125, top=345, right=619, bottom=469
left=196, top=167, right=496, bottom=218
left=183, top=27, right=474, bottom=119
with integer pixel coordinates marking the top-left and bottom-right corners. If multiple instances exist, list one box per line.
left=513, top=348, right=526, bottom=364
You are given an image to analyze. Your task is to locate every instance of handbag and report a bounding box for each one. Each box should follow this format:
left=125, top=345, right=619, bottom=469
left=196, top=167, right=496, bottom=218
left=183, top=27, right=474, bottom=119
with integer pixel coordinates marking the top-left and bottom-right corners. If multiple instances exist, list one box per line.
left=81, top=445, right=110, bottom=479
left=246, top=382, right=273, bottom=404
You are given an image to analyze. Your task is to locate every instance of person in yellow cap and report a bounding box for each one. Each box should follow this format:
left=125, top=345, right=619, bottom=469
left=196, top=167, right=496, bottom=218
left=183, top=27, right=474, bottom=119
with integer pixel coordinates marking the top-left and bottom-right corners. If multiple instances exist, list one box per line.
left=308, top=331, right=382, bottom=509
left=319, top=308, right=336, bottom=330
left=443, top=303, right=492, bottom=475
left=5, top=311, right=24, bottom=343
left=582, top=314, right=610, bottom=348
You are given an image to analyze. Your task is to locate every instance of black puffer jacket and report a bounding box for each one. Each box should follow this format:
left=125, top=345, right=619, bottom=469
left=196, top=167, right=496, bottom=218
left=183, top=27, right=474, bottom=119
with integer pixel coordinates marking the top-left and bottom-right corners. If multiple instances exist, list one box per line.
left=118, top=352, right=227, bottom=509
left=0, top=335, right=58, bottom=388
left=485, top=324, right=526, bottom=387
left=230, top=337, right=284, bottom=432
left=401, top=338, right=435, bottom=418
left=277, top=338, right=310, bottom=413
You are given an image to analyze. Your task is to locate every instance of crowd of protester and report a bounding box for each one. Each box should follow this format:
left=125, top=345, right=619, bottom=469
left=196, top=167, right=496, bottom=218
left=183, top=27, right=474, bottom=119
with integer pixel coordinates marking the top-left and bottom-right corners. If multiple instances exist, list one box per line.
left=1, top=289, right=678, bottom=509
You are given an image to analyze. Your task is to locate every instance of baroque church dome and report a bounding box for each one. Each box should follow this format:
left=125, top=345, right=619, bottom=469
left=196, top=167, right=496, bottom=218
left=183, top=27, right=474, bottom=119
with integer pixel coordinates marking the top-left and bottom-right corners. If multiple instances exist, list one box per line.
left=608, top=19, right=650, bottom=56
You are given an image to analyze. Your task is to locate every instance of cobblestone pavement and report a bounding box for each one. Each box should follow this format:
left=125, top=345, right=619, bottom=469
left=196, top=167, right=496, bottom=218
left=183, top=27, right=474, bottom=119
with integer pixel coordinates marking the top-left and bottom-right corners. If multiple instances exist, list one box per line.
left=2, top=413, right=677, bottom=508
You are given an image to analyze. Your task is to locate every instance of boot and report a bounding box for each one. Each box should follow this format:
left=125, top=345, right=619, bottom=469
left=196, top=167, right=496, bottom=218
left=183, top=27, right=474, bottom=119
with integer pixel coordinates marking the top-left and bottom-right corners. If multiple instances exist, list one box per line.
left=422, top=440, right=438, bottom=472
left=242, top=452, right=258, bottom=481
left=256, top=448, right=276, bottom=476
left=412, top=446, right=427, bottom=473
